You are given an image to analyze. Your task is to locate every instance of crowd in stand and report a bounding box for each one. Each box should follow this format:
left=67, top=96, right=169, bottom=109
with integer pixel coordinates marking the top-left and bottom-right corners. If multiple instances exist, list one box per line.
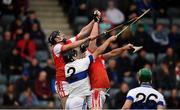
left=0, top=0, right=55, bottom=108
left=0, top=0, right=180, bottom=109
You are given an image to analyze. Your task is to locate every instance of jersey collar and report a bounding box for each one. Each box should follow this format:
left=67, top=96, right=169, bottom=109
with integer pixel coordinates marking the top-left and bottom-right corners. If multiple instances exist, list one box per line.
left=140, top=83, right=152, bottom=88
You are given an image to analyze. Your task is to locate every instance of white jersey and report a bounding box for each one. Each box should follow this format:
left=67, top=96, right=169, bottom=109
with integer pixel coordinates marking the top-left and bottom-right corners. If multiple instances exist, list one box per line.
left=64, top=55, right=94, bottom=98
left=126, top=84, right=166, bottom=109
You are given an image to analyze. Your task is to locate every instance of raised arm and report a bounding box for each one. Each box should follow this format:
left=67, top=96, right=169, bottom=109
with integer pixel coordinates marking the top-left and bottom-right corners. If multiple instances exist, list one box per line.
left=77, top=10, right=101, bottom=40
left=62, top=37, right=90, bottom=52
left=157, top=105, right=165, bottom=110
left=92, top=36, right=116, bottom=59
left=88, top=22, right=99, bottom=52
left=103, top=44, right=133, bottom=60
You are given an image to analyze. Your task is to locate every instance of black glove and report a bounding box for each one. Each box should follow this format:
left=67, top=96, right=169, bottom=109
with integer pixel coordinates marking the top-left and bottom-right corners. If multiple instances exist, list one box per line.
left=92, top=10, right=102, bottom=23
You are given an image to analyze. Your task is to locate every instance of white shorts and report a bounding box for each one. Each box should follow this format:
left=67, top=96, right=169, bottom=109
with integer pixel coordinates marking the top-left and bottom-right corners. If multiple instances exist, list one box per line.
left=55, top=81, right=69, bottom=98
left=65, top=96, right=87, bottom=110
left=87, top=89, right=107, bottom=109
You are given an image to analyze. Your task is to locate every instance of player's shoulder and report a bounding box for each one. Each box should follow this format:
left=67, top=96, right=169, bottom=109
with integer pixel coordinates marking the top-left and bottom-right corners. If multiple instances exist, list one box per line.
left=53, top=43, right=62, bottom=49
left=151, top=88, right=164, bottom=97
left=130, top=86, right=142, bottom=91
left=53, top=43, right=63, bottom=51
left=128, top=87, right=140, bottom=94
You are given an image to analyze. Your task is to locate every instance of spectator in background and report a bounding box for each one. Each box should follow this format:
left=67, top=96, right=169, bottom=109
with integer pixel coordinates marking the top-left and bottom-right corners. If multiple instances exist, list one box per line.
left=43, top=59, right=56, bottom=81
left=114, top=82, right=129, bottom=109
left=5, top=47, right=23, bottom=75
left=34, top=71, right=53, bottom=101
left=106, top=0, right=125, bottom=26
left=150, top=23, right=169, bottom=54
left=77, top=0, right=89, bottom=17
left=29, top=22, right=46, bottom=50
left=133, top=49, right=149, bottom=72
left=0, top=31, right=15, bottom=74
left=0, top=31, right=15, bottom=57
left=0, top=0, right=16, bottom=15
left=2, top=84, right=19, bottom=106
left=11, top=17, right=24, bottom=33
left=107, top=59, right=119, bottom=88
left=28, top=57, right=42, bottom=81
left=0, top=0, right=16, bottom=29
left=17, top=32, right=36, bottom=62
left=99, top=11, right=112, bottom=34
left=12, top=27, right=24, bottom=42
left=166, top=89, right=180, bottom=108
left=15, top=0, right=29, bottom=16
left=122, top=70, right=138, bottom=89
left=23, top=10, right=40, bottom=32
left=152, top=0, right=167, bottom=18
left=175, top=60, right=180, bottom=89
left=135, top=0, right=153, bottom=15
left=116, top=50, right=132, bottom=81
left=19, top=87, right=39, bottom=107
left=155, top=61, right=176, bottom=92
left=117, top=26, right=133, bottom=46
left=15, top=69, right=31, bottom=98
left=133, top=24, right=153, bottom=52
left=168, top=24, right=180, bottom=53
left=126, top=3, right=138, bottom=19
left=67, top=0, right=77, bottom=24
left=163, top=47, right=177, bottom=70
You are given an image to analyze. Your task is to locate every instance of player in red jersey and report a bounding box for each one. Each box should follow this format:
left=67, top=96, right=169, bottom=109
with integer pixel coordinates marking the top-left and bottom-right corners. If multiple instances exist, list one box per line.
left=48, top=10, right=101, bottom=109
left=80, top=22, right=133, bottom=109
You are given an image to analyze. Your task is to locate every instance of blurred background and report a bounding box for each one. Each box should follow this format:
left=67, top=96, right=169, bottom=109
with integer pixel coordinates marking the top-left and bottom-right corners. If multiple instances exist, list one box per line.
left=0, top=0, right=180, bottom=109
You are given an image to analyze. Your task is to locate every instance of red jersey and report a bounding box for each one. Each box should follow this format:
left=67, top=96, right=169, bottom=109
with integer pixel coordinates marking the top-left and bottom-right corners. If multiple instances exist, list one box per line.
left=87, top=50, right=110, bottom=89
left=51, top=37, right=78, bottom=82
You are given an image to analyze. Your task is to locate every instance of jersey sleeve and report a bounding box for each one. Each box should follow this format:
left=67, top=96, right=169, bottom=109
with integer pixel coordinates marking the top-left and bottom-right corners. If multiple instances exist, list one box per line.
left=157, top=94, right=166, bottom=107
left=53, top=44, right=63, bottom=57
left=126, top=89, right=135, bottom=102
left=79, top=55, right=94, bottom=69
left=66, top=36, right=79, bottom=44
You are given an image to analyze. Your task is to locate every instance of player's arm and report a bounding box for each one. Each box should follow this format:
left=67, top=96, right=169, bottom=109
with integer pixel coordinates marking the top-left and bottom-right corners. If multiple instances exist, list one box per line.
left=157, top=95, right=166, bottom=110
left=88, top=22, right=99, bottom=52
left=122, top=90, right=134, bottom=109
left=122, top=100, right=133, bottom=109
left=76, top=20, right=95, bottom=40
left=61, top=37, right=90, bottom=52
left=103, top=44, right=133, bottom=60
left=157, top=105, right=165, bottom=110
left=77, top=10, right=101, bottom=40
left=92, top=36, right=116, bottom=59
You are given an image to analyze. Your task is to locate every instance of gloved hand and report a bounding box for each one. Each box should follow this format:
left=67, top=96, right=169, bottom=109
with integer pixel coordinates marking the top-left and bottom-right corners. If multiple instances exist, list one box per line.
left=93, top=10, right=102, bottom=23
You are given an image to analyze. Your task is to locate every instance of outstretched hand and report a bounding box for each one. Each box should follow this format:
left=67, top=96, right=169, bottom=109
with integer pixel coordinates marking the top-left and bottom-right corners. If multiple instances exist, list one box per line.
left=123, top=43, right=134, bottom=50
left=94, top=10, right=101, bottom=18
left=93, top=10, right=101, bottom=22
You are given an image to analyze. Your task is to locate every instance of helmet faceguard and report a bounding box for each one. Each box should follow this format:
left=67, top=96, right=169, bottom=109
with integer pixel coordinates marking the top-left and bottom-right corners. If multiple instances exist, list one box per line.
left=80, top=43, right=89, bottom=53
left=62, top=49, right=78, bottom=64
left=48, top=30, right=67, bottom=45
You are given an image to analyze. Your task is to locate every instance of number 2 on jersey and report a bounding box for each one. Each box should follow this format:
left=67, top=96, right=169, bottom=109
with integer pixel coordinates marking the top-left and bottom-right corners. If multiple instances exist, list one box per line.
left=67, top=67, right=76, bottom=77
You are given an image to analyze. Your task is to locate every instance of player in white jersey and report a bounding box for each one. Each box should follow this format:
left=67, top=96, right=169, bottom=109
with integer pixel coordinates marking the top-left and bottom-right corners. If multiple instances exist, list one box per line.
left=62, top=35, right=117, bottom=110
left=122, top=68, right=166, bottom=109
